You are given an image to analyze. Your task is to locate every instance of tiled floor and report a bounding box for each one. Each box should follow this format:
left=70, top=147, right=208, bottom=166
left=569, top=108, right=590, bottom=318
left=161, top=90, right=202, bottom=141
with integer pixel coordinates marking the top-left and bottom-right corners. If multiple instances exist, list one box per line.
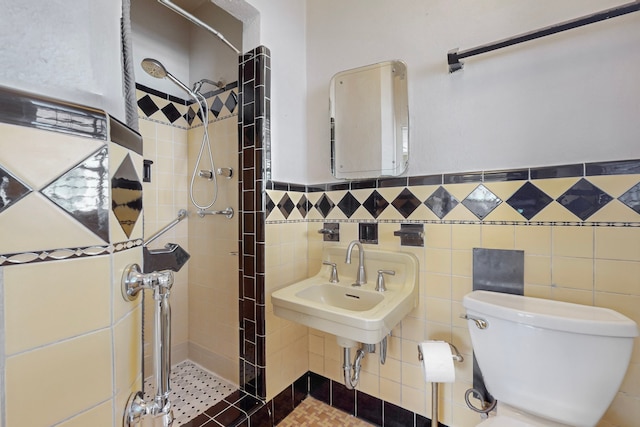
left=278, top=397, right=374, bottom=427
left=144, top=360, right=236, bottom=426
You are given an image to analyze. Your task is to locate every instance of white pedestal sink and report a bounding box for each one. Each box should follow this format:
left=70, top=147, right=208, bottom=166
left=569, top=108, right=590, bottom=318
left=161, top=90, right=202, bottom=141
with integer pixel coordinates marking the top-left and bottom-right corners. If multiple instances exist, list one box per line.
left=271, top=247, right=419, bottom=345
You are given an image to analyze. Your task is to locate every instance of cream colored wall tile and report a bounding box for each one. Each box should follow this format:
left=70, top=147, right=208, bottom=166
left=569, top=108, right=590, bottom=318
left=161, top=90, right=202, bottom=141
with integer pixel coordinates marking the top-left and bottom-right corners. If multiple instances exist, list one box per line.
left=425, top=248, right=451, bottom=274
left=587, top=175, right=640, bottom=198
left=534, top=178, right=580, bottom=199
left=452, top=276, right=472, bottom=301
left=400, top=316, right=426, bottom=342
left=524, top=255, right=551, bottom=285
left=379, top=378, right=402, bottom=407
left=481, top=224, right=514, bottom=249
left=4, top=256, right=111, bottom=354
left=401, top=362, right=426, bottom=391
left=525, top=284, right=552, bottom=299
left=425, top=297, right=452, bottom=324
left=595, top=227, right=640, bottom=261
left=358, top=370, right=380, bottom=398
left=515, top=225, right=551, bottom=255
left=451, top=224, right=481, bottom=250
left=552, top=226, right=594, bottom=258
left=0, top=193, right=107, bottom=254
left=444, top=183, right=479, bottom=201
left=425, top=273, right=452, bottom=299
left=483, top=181, right=526, bottom=200
left=0, top=124, right=105, bottom=190
left=425, top=224, right=451, bottom=248
left=6, top=330, right=112, bottom=427
left=589, top=200, right=640, bottom=223
left=595, top=292, right=640, bottom=325
left=115, top=306, right=142, bottom=392
left=380, top=355, right=402, bottom=382
left=531, top=202, right=581, bottom=222
left=595, top=259, right=640, bottom=295
left=56, top=400, right=113, bottom=427
left=552, top=256, right=593, bottom=290
left=551, top=287, right=593, bottom=306
left=484, top=203, right=526, bottom=222
left=451, top=250, right=472, bottom=277
left=401, top=339, right=422, bottom=365
left=402, top=384, right=426, bottom=416
left=442, top=204, right=479, bottom=221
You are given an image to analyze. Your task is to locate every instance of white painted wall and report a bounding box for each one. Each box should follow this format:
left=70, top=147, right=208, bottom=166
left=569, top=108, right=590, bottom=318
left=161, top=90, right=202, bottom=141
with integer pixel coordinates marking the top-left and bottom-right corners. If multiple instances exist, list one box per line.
left=244, top=0, right=308, bottom=184
left=189, top=3, right=242, bottom=90
left=305, top=0, right=640, bottom=184
left=0, top=0, right=126, bottom=121
left=131, top=0, right=191, bottom=99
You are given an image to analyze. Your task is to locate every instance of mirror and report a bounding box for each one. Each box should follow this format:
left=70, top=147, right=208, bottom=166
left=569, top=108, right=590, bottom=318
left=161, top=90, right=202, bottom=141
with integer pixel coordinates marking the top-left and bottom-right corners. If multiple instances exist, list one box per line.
left=330, top=60, right=409, bottom=179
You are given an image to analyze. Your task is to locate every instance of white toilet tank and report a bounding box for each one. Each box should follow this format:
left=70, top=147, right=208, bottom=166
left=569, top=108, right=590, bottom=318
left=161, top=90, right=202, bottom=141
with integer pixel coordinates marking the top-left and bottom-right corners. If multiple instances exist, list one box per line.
left=463, top=291, right=638, bottom=427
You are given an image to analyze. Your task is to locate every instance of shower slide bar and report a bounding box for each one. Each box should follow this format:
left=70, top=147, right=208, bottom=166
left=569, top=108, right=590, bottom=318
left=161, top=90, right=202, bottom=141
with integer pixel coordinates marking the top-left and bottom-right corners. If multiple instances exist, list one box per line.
left=197, top=207, right=234, bottom=218
left=157, top=0, right=241, bottom=54
left=144, top=209, right=188, bottom=248
left=447, top=0, right=640, bottom=73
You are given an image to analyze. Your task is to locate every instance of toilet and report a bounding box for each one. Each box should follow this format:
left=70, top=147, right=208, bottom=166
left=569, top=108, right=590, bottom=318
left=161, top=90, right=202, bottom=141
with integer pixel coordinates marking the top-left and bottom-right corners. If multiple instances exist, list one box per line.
left=462, top=290, right=638, bottom=427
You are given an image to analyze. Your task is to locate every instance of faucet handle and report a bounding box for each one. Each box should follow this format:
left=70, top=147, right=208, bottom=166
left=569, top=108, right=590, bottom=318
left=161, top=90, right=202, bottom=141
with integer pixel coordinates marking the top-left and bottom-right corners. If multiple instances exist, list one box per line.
left=323, top=261, right=339, bottom=283
left=375, top=270, right=395, bottom=292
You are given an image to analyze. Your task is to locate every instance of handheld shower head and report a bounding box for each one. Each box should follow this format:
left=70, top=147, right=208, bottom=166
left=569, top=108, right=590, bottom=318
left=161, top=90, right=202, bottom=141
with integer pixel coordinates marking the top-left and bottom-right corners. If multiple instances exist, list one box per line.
left=140, top=58, right=200, bottom=100
left=141, top=58, right=167, bottom=78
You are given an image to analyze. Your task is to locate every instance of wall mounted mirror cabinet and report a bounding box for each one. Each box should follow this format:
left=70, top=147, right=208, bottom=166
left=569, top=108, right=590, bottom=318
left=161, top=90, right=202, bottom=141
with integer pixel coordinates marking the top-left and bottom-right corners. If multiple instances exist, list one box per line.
left=330, top=60, right=409, bottom=179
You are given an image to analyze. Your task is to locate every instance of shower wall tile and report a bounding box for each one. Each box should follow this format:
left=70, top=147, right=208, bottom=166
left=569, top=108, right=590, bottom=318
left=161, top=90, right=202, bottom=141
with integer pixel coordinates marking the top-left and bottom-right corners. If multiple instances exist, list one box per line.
left=0, top=86, right=144, bottom=427
left=3, top=255, right=111, bottom=355
left=5, top=329, right=113, bottom=427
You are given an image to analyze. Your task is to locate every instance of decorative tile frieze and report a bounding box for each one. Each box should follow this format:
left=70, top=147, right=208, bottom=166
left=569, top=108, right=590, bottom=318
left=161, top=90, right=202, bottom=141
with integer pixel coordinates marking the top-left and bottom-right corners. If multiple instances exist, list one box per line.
left=136, top=83, right=239, bottom=129
left=265, top=162, right=640, bottom=226
left=0, top=165, right=32, bottom=214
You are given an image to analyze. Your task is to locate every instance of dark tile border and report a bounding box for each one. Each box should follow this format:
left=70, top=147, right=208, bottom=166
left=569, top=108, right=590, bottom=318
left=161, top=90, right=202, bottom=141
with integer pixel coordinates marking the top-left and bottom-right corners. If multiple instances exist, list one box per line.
left=238, top=45, right=271, bottom=401
left=258, top=372, right=446, bottom=427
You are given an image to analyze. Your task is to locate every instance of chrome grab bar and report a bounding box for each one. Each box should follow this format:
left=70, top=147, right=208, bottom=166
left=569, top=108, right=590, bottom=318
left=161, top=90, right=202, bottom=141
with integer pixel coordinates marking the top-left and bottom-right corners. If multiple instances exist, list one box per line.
left=122, top=264, right=175, bottom=426
left=197, top=207, right=234, bottom=218
left=144, top=209, right=188, bottom=247
left=461, top=313, right=488, bottom=329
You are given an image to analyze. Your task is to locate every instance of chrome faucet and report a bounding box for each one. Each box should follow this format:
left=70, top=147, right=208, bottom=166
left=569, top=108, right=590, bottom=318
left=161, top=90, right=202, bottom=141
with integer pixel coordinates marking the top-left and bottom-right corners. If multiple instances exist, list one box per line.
left=345, top=240, right=366, bottom=286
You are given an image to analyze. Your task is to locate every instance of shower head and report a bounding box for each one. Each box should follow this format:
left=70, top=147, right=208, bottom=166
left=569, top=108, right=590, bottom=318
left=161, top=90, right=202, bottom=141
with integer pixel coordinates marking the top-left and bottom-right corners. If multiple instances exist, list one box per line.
left=141, top=58, right=167, bottom=78
left=140, top=57, right=200, bottom=100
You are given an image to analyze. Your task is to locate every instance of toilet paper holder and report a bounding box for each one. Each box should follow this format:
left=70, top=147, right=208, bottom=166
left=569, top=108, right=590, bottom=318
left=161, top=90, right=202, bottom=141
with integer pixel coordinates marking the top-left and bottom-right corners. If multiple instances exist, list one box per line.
left=418, top=341, right=463, bottom=427
left=417, top=341, right=463, bottom=363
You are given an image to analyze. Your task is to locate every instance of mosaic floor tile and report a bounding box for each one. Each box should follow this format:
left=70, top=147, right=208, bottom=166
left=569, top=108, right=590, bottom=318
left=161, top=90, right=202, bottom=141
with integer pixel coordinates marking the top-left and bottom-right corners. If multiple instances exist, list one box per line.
left=144, top=360, right=236, bottom=426
left=278, top=397, right=374, bottom=427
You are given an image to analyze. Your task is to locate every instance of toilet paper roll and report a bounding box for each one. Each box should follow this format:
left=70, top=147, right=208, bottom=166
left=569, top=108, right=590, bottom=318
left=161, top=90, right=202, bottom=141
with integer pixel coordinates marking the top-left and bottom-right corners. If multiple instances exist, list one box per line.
left=418, top=341, right=456, bottom=383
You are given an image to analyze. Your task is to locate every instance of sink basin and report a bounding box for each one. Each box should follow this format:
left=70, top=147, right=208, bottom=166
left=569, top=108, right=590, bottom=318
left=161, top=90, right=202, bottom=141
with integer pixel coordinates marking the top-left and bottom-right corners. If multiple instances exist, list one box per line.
left=297, top=283, right=385, bottom=311
left=271, top=247, right=419, bottom=345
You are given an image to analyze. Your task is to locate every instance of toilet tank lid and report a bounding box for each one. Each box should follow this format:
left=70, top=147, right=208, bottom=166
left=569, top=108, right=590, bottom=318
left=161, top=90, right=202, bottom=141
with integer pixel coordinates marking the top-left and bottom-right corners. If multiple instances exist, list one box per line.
left=463, top=291, right=639, bottom=337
